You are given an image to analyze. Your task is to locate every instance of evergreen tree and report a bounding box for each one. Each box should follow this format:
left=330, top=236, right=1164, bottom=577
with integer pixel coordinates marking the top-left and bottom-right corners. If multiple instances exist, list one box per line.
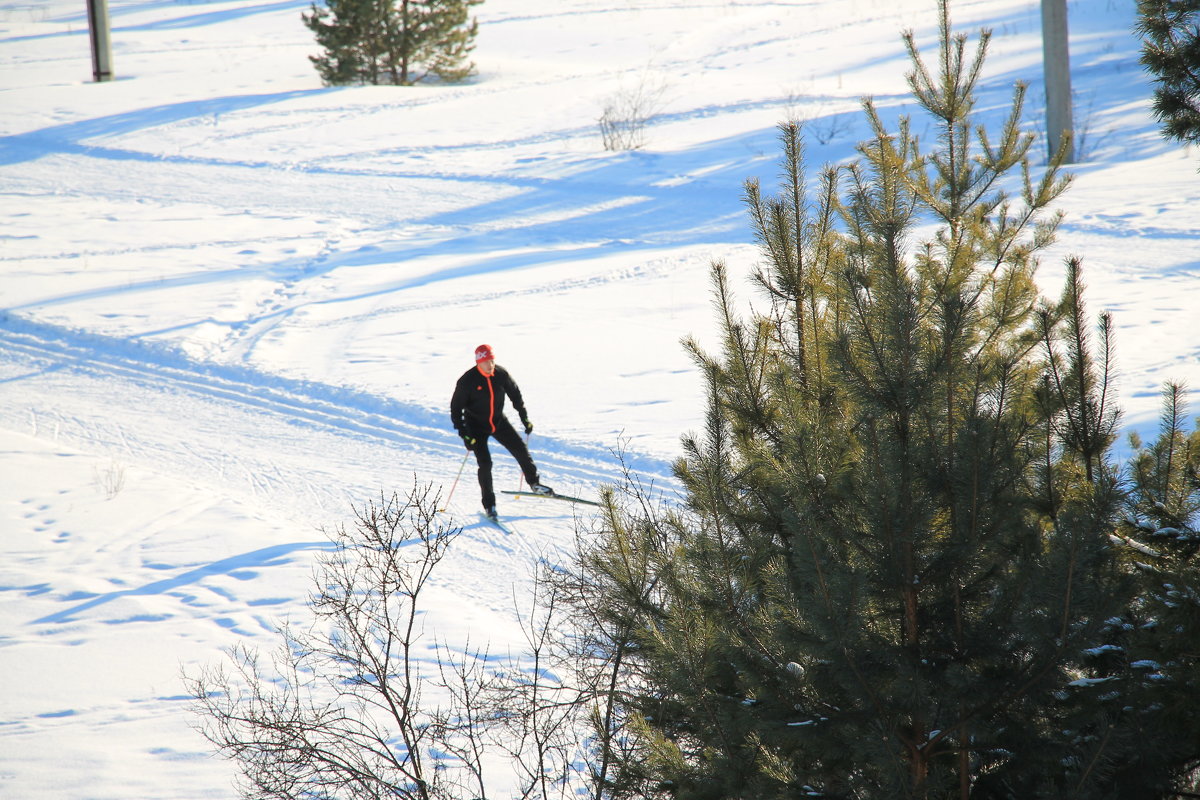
left=575, top=3, right=1157, bottom=797
left=1113, top=384, right=1200, bottom=795
left=304, top=0, right=388, bottom=86
left=303, top=0, right=480, bottom=86
left=1136, top=0, right=1200, bottom=146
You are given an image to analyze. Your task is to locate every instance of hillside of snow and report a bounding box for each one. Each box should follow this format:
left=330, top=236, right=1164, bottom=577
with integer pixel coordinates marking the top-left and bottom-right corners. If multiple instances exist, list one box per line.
left=2, top=0, right=1197, bottom=797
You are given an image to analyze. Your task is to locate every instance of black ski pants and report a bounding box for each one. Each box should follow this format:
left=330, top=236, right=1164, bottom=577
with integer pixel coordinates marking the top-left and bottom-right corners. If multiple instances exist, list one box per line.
left=469, top=416, right=538, bottom=509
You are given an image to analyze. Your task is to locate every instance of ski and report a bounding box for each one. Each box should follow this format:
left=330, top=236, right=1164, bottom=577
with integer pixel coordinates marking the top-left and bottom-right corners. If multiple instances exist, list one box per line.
left=501, top=490, right=602, bottom=507
left=480, top=511, right=514, bottom=535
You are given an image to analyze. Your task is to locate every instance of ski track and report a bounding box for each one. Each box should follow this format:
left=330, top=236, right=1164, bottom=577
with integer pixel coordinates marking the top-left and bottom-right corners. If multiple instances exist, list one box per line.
left=0, top=313, right=673, bottom=515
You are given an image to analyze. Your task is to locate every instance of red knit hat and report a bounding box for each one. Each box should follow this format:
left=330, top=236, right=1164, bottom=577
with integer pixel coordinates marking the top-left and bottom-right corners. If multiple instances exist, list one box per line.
left=474, top=343, right=495, bottom=362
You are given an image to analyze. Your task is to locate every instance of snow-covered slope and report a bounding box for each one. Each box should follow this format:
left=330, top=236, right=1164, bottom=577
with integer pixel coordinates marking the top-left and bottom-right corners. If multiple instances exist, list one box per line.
left=2, top=0, right=1197, bottom=797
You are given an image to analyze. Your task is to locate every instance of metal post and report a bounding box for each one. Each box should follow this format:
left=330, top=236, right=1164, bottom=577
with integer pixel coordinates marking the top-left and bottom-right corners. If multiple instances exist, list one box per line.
left=86, top=0, right=114, bottom=82
left=1041, top=0, right=1074, bottom=162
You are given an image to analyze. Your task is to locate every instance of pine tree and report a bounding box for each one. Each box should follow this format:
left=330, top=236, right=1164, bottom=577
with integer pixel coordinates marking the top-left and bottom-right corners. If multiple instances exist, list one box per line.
left=1112, top=384, right=1200, bottom=795
left=303, top=0, right=481, bottom=86
left=1136, top=0, right=1200, bottom=146
left=304, top=0, right=388, bottom=86
left=575, top=3, right=1154, bottom=798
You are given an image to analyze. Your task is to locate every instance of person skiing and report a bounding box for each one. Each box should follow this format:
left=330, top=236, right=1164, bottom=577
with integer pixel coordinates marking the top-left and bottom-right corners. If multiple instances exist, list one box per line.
left=450, top=343, right=552, bottom=520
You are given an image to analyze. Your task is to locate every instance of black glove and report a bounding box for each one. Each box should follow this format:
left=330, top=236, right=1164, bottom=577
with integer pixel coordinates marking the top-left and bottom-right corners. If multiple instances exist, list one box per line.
left=461, top=433, right=476, bottom=451
left=522, top=418, right=534, bottom=435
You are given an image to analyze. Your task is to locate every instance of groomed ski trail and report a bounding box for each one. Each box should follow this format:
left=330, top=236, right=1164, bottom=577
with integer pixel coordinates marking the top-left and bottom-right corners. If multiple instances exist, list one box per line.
left=0, top=314, right=671, bottom=526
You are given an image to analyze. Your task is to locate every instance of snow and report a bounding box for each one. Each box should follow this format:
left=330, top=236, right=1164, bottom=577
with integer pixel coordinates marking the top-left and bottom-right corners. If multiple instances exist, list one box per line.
left=1068, top=676, right=1117, bottom=688
left=2, top=0, right=1198, bottom=797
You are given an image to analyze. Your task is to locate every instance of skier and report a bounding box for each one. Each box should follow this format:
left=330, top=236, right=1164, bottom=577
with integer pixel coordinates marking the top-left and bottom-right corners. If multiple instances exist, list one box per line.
left=450, top=343, right=553, bottom=521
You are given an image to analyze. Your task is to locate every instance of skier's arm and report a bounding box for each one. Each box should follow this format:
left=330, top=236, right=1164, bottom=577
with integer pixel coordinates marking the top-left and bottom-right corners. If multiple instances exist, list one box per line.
left=450, top=379, right=478, bottom=449
left=504, top=371, right=533, bottom=432
left=450, top=378, right=467, bottom=436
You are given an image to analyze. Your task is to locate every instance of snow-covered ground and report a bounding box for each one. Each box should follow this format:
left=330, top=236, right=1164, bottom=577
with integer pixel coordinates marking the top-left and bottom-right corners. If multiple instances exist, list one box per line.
left=1, top=0, right=1196, bottom=797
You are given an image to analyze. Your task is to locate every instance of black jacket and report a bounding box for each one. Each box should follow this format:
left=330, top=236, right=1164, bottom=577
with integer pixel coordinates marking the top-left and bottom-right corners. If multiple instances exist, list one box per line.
left=451, top=364, right=528, bottom=437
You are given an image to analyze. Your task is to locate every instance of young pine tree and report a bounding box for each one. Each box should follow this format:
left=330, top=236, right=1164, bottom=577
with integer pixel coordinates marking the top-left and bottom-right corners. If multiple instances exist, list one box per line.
left=1136, top=0, right=1200, bottom=147
left=303, top=0, right=481, bottom=86
left=304, top=0, right=390, bottom=86
left=577, top=3, right=1147, bottom=798
left=1111, top=384, right=1200, bottom=795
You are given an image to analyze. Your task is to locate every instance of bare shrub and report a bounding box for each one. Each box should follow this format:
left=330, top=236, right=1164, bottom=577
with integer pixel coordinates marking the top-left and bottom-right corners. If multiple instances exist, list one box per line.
left=598, top=70, right=669, bottom=151
left=187, top=484, right=476, bottom=800
left=94, top=458, right=125, bottom=499
left=187, top=477, right=646, bottom=800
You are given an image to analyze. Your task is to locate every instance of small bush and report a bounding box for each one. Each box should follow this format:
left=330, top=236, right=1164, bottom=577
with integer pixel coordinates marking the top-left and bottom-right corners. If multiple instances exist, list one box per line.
left=598, top=71, right=668, bottom=151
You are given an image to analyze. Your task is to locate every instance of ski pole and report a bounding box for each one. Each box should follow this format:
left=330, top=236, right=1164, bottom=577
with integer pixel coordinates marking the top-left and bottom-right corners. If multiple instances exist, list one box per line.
left=439, top=450, right=471, bottom=513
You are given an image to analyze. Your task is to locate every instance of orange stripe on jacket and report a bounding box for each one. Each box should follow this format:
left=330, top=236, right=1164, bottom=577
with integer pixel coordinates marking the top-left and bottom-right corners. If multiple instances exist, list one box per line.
left=478, top=365, right=496, bottom=433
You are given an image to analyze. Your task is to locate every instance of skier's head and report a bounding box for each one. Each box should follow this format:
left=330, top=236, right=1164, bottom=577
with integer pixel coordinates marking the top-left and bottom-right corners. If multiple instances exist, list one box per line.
left=475, top=344, right=496, bottom=374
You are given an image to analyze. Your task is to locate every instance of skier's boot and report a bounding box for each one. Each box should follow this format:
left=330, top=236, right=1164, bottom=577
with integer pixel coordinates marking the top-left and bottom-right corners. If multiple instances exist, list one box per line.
left=530, top=482, right=554, bottom=496
left=485, top=505, right=499, bottom=521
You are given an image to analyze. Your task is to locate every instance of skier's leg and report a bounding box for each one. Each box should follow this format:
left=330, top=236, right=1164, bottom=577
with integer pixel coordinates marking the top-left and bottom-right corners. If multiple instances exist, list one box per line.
left=473, top=434, right=496, bottom=510
left=494, top=418, right=539, bottom=485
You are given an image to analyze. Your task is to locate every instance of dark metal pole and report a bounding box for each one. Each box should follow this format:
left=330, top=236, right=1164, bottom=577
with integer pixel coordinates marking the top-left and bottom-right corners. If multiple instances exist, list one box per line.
left=86, top=0, right=114, bottom=82
left=1041, top=0, right=1074, bottom=162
